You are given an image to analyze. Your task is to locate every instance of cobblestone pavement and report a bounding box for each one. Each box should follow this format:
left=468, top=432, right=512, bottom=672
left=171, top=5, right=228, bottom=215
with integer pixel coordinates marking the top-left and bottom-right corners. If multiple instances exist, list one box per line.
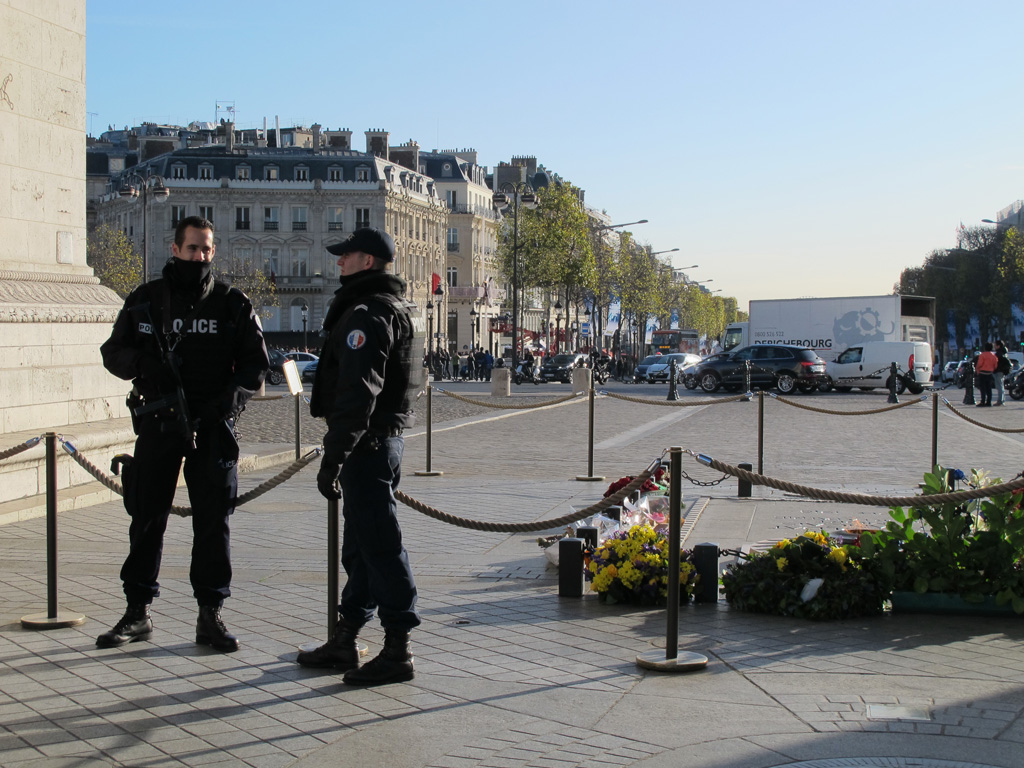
left=1, top=383, right=1024, bottom=768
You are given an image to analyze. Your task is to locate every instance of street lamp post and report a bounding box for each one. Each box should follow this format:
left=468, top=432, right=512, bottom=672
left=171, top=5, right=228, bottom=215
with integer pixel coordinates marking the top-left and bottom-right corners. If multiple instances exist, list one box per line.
left=554, top=300, right=563, bottom=354
left=469, top=306, right=478, bottom=349
left=433, top=284, right=445, bottom=354
left=118, top=170, right=170, bottom=282
left=493, top=182, right=539, bottom=372
left=593, top=219, right=648, bottom=232
left=301, top=301, right=309, bottom=351
left=426, top=300, right=434, bottom=374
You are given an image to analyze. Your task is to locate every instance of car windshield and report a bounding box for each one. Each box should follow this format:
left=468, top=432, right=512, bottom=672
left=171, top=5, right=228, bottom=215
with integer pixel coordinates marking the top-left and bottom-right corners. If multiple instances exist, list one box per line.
left=639, top=355, right=662, bottom=366
left=550, top=354, right=576, bottom=365
left=269, top=350, right=285, bottom=365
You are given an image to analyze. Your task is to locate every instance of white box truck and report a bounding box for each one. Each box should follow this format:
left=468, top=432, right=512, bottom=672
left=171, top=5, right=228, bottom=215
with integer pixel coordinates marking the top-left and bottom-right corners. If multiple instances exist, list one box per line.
left=721, top=294, right=935, bottom=361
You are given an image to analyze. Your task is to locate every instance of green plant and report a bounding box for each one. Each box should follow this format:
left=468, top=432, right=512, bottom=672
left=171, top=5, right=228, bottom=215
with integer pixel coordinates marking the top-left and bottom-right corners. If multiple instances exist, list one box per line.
left=859, top=467, right=1024, bottom=613
left=721, top=530, right=889, bottom=620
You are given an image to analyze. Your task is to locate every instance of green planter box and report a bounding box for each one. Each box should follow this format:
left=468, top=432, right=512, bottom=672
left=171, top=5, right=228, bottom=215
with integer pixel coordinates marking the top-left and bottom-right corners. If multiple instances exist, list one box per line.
left=891, top=591, right=1017, bottom=617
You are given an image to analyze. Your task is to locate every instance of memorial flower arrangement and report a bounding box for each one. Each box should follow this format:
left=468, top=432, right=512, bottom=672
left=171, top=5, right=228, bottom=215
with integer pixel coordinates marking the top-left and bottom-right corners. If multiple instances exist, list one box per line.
left=586, top=524, right=698, bottom=606
left=858, top=468, right=1024, bottom=613
left=722, top=530, right=889, bottom=620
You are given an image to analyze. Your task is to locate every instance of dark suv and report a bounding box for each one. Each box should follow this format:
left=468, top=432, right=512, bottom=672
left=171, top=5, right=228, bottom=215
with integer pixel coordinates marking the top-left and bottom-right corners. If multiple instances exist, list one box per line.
left=693, top=344, right=827, bottom=394
left=539, top=352, right=586, bottom=383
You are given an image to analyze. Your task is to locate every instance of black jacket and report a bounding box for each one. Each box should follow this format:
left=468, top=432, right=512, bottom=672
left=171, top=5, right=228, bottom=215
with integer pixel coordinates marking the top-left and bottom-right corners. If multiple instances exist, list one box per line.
left=310, top=269, right=419, bottom=464
left=101, top=258, right=269, bottom=422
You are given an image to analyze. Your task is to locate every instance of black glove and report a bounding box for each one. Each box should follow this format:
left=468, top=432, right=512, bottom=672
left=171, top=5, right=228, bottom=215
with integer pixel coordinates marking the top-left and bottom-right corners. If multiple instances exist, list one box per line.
left=317, top=458, right=342, bottom=500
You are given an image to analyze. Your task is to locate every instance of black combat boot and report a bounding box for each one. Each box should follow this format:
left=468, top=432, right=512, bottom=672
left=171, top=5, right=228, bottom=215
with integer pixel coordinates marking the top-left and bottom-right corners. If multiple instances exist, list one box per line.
left=96, top=603, right=153, bottom=648
left=196, top=605, right=239, bottom=652
left=296, top=617, right=361, bottom=670
left=342, top=628, right=414, bottom=686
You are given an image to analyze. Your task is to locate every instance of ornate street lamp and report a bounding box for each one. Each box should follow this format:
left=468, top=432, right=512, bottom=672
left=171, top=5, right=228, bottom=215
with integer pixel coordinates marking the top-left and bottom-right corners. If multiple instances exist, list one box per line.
left=426, top=300, right=434, bottom=363
left=432, top=283, right=445, bottom=353
left=469, top=306, right=478, bottom=349
left=554, top=300, right=563, bottom=354
left=493, top=182, right=539, bottom=371
left=118, top=170, right=170, bottom=282
left=301, top=301, right=309, bottom=351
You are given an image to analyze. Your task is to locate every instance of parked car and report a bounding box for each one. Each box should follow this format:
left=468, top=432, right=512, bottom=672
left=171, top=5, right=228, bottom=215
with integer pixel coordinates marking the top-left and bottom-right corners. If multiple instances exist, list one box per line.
left=821, top=341, right=931, bottom=395
left=681, top=352, right=728, bottom=389
left=300, top=359, right=319, bottom=384
left=266, top=349, right=288, bottom=386
left=941, top=361, right=960, bottom=383
left=646, top=353, right=702, bottom=383
left=539, top=353, right=587, bottom=383
left=285, top=351, right=319, bottom=375
left=692, top=344, right=827, bottom=394
left=633, top=354, right=665, bottom=383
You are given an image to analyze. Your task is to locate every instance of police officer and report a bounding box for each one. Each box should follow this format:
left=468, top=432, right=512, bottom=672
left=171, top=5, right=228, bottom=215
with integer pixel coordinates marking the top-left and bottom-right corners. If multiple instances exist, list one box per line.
left=97, top=215, right=269, bottom=652
left=298, top=227, right=421, bottom=686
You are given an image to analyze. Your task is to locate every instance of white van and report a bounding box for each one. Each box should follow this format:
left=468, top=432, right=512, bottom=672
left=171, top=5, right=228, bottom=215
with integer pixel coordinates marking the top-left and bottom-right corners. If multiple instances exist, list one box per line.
left=824, top=341, right=932, bottom=394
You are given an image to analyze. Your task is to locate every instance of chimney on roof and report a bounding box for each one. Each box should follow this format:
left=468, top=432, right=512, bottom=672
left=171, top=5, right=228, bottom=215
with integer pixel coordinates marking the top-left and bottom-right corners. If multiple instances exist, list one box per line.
left=365, top=129, right=390, bottom=159
left=226, top=121, right=235, bottom=152
left=311, top=123, right=322, bottom=154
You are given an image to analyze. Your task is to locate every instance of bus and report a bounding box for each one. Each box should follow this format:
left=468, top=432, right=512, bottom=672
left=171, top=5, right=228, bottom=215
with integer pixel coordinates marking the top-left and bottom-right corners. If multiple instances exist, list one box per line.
left=650, top=328, right=700, bottom=355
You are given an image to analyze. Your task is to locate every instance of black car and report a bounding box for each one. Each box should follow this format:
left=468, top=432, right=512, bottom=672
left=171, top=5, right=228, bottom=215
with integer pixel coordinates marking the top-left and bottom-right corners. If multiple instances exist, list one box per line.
left=539, top=353, right=586, bottom=383
left=693, top=344, right=827, bottom=394
left=301, top=359, right=318, bottom=384
left=266, top=349, right=287, bottom=386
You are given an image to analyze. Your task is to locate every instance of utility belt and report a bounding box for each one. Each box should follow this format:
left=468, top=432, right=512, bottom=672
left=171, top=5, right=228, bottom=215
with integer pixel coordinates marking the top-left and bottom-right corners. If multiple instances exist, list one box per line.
left=356, top=426, right=404, bottom=453
left=126, top=388, right=196, bottom=444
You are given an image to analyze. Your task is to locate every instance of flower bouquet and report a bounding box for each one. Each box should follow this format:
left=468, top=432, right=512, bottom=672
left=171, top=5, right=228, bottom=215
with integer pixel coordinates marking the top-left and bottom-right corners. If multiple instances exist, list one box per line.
left=722, top=530, right=888, bottom=620
left=586, top=524, right=698, bottom=606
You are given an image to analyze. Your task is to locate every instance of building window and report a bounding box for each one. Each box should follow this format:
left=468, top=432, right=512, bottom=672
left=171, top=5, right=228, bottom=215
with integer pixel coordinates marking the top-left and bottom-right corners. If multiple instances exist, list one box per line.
left=446, top=190, right=457, bottom=208
left=199, top=205, right=214, bottom=223
left=291, top=206, right=308, bottom=231
left=263, top=248, right=279, bottom=279
left=291, top=248, right=309, bottom=277
left=295, top=166, right=309, bottom=181
left=356, top=167, right=370, bottom=182
left=447, top=267, right=458, bottom=287
left=329, top=167, right=342, bottom=182
left=235, top=206, right=251, bottom=230
left=172, top=164, right=186, bottom=180
left=236, top=165, right=250, bottom=180
left=171, top=205, right=186, bottom=228
left=199, top=164, right=213, bottom=180
left=265, top=166, right=279, bottom=181
left=442, top=162, right=452, bottom=177
left=264, top=206, right=279, bottom=231
left=328, top=206, right=344, bottom=231
left=447, top=227, right=459, bottom=252
left=356, top=208, right=370, bottom=229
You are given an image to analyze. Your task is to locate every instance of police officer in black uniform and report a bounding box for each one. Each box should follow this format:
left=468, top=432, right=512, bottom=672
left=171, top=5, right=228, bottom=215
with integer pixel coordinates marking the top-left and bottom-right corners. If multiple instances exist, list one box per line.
left=298, top=227, right=421, bottom=686
left=97, top=215, right=269, bottom=652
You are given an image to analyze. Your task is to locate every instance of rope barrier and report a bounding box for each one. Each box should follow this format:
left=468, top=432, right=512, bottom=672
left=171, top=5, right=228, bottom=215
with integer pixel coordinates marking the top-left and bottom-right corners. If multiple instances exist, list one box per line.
left=942, top=399, right=1024, bottom=433
left=58, top=437, right=320, bottom=517
left=770, top=393, right=927, bottom=415
left=692, top=451, right=1024, bottom=507
left=0, top=436, right=42, bottom=462
left=434, top=388, right=582, bottom=410
left=603, top=391, right=749, bottom=406
left=396, top=459, right=660, bottom=532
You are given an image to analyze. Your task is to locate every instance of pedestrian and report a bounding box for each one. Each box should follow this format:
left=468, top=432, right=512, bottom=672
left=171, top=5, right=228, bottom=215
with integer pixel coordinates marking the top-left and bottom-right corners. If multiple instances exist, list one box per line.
left=483, top=349, right=493, bottom=381
left=97, top=215, right=270, bottom=652
left=994, top=339, right=1010, bottom=406
left=301, top=227, right=421, bottom=686
left=975, top=342, right=998, bottom=407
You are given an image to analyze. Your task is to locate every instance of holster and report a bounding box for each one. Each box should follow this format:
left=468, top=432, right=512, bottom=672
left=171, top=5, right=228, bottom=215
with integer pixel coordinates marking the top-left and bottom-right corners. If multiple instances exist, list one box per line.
left=126, top=390, right=144, bottom=435
left=111, top=453, right=139, bottom=517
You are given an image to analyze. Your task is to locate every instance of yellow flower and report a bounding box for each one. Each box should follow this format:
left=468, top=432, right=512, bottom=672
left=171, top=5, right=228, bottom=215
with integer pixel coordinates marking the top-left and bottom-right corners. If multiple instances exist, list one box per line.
left=776, top=557, right=788, bottom=571
left=827, top=547, right=848, bottom=571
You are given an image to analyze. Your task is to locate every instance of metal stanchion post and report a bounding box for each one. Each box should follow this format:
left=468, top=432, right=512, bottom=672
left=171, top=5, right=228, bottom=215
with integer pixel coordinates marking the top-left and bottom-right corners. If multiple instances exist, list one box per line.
left=636, top=447, right=708, bottom=673
left=414, top=384, right=442, bottom=477
left=963, top=361, right=976, bottom=406
left=294, top=393, right=301, bottom=460
left=21, top=433, right=85, bottom=630
left=693, top=543, right=720, bottom=603
left=931, top=392, right=939, bottom=471
left=743, top=360, right=752, bottom=401
left=576, top=385, right=604, bottom=482
left=888, top=362, right=899, bottom=404
left=757, top=391, right=765, bottom=475
left=558, top=538, right=584, bottom=597
left=666, top=360, right=680, bottom=401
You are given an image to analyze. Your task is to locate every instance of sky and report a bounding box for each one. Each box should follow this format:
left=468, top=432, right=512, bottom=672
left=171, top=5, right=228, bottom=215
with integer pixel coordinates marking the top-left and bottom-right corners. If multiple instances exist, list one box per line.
left=86, top=0, right=1024, bottom=310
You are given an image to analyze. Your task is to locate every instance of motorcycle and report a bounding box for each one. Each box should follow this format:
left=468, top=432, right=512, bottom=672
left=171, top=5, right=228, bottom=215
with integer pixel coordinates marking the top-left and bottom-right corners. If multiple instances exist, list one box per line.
left=1006, top=368, right=1024, bottom=401
left=513, top=360, right=541, bottom=386
left=592, top=359, right=610, bottom=386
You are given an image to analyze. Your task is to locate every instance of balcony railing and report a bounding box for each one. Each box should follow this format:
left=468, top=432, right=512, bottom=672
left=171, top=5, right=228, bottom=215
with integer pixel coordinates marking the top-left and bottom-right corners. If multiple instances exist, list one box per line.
left=447, top=285, right=484, bottom=299
left=447, top=242, right=459, bottom=252
left=264, top=221, right=279, bottom=231
left=235, top=221, right=250, bottom=230
left=292, top=222, right=307, bottom=231
left=328, top=222, right=344, bottom=231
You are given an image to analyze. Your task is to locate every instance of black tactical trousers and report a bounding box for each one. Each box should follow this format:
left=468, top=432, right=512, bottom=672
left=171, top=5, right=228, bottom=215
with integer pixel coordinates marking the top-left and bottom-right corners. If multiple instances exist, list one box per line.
left=119, top=417, right=239, bottom=607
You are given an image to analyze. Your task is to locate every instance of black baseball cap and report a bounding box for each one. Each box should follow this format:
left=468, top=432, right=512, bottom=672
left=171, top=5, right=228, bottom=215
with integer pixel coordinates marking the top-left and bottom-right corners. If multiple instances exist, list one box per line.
left=326, top=228, right=395, bottom=262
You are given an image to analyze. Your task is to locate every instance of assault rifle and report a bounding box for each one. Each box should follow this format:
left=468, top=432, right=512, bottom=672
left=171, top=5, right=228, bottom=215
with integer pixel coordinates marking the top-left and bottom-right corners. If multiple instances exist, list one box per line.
left=129, top=303, right=197, bottom=450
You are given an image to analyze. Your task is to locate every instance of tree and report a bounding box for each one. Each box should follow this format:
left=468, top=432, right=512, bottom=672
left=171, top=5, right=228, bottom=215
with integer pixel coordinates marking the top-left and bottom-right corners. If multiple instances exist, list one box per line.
left=86, top=224, right=143, bottom=298
left=213, top=257, right=279, bottom=319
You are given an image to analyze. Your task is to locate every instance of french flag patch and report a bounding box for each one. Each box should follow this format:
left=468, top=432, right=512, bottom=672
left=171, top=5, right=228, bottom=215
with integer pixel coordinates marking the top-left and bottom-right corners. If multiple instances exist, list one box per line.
left=346, top=330, right=367, bottom=350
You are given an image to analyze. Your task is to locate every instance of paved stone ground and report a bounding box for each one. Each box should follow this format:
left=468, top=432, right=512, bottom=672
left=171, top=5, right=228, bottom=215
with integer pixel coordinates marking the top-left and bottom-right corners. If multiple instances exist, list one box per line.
left=1, top=382, right=1023, bottom=768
